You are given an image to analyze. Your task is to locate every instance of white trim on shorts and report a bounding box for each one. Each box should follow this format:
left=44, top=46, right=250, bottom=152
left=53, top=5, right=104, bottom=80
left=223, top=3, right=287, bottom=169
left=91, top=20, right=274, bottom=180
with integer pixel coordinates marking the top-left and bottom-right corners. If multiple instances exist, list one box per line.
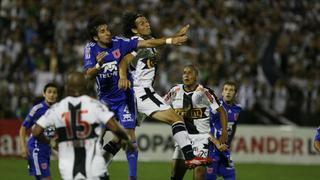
left=32, top=148, right=41, bottom=175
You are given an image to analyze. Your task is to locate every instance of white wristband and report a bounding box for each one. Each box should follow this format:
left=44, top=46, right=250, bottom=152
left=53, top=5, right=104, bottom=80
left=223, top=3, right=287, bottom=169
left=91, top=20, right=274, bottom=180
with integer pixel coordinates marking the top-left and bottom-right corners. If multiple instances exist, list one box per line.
left=165, top=38, right=172, bottom=44
left=95, top=63, right=101, bottom=70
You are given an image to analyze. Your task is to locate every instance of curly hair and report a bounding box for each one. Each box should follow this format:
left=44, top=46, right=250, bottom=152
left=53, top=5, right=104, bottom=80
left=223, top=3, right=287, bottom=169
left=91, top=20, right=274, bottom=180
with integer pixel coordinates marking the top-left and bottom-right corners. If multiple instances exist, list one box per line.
left=122, top=12, right=143, bottom=37
left=86, top=15, right=108, bottom=41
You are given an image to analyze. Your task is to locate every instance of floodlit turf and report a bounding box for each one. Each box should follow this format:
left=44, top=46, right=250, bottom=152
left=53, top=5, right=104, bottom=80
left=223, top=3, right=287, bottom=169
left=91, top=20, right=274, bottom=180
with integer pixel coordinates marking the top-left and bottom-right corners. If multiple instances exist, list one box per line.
left=0, top=158, right=319, bottom=180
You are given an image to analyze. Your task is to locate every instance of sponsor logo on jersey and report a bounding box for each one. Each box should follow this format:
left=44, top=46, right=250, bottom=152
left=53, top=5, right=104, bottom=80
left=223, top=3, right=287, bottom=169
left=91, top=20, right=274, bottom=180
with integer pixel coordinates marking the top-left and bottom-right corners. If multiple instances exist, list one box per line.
left=174, top=108, right=207, bottom=119
left=99, top=61, right=118, bottom=78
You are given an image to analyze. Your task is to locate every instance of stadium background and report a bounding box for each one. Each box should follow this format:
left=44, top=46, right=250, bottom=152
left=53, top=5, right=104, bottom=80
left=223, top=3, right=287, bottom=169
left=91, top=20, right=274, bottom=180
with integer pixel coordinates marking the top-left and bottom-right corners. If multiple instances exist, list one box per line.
left=0, top=0, right=319, bottom=179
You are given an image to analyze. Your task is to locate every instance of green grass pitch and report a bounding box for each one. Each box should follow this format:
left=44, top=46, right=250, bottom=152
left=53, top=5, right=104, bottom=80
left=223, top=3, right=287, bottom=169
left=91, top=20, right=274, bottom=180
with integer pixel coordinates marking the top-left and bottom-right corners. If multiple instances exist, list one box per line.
left=0, top=158, right=318, bottom=180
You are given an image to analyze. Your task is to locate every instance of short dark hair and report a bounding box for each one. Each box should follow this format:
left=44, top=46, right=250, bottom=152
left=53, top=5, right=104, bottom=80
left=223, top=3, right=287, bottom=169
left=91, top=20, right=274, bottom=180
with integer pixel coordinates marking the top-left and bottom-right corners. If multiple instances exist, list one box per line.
left=184, top=64, right=199, bottom=76
left=87, top=15, right=108, bottom=41
left=222, top=81, right=238, bottom=93
left=43, top=82, right=58, bottom=93
left=122, top=12, right=143, bottom=37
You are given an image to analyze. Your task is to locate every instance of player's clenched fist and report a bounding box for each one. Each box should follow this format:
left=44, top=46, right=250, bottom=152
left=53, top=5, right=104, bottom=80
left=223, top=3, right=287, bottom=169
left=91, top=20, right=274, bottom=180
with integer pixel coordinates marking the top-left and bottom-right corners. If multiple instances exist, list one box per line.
left=96, top=51, right=107, bottom=65
left=118, top=77, right=131, bottom=90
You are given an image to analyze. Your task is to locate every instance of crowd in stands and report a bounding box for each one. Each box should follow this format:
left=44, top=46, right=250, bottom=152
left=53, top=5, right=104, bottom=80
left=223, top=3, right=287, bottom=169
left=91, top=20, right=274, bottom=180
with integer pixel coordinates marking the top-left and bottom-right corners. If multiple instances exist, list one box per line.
left=0, top=0, right=319, bottom=126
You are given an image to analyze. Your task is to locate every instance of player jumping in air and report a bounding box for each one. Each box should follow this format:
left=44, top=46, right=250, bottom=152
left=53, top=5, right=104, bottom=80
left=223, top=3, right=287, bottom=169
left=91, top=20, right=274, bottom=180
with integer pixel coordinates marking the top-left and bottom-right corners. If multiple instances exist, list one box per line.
left=118, top=12, right=219, bottom=169
left=84, top=15, right=189, bottom=179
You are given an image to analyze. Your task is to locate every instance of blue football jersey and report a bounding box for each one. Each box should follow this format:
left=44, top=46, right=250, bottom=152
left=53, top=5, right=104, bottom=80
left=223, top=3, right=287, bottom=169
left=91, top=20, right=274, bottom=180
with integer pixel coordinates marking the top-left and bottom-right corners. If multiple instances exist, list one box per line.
left=210, top=99, right=242, bottom=146
left=315, top=127, right=320, bottom=141
left=22, top=101, right=51, bottom=151
left=84, top=36, right=138, bottom=105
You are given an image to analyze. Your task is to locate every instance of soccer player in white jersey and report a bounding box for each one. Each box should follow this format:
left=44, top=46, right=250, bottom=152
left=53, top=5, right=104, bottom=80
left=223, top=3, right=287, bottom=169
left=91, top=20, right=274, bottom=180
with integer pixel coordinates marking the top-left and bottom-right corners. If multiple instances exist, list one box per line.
left=118, top=12, right=224, bottom=168
left=32, top=72, right=134, bottom=180
left=163, top=65, right=228, bottom=180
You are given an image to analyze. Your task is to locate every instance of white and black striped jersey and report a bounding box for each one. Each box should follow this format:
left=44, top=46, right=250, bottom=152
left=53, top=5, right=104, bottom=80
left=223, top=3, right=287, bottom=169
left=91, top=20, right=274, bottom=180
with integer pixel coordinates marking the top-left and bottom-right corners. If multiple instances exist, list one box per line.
left=130, top=36, right=158, bottom=87
left=164, top=84, right=221, bottom=134
left=37, top=95, right=113, bottom=179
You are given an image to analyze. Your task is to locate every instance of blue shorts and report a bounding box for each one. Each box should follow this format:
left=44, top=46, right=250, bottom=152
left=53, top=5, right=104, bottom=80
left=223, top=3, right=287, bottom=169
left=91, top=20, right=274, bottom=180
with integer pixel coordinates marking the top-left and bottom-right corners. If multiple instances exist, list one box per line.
left=100, top=90, right=136, bottom=129
left=27, top=143, right=51, bottom=179
left=206, top=144, right=235, bottom=179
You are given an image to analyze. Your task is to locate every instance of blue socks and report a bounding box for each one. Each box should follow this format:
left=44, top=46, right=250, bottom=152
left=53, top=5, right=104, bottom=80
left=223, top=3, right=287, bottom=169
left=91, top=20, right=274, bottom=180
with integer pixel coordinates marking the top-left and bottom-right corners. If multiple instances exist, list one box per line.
left=126, top=141, right=138, bottom=179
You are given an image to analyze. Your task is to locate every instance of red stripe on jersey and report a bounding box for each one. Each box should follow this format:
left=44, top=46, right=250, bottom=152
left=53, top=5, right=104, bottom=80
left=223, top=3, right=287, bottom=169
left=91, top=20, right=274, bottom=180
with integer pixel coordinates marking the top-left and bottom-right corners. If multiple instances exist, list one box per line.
left=205, top=91, right=214, bottom=103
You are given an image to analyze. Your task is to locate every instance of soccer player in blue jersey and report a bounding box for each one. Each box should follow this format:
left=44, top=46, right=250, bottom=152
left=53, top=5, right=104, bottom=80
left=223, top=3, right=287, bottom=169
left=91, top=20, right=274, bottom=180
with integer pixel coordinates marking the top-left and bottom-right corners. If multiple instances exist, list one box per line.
left=205, top=81, right=242, bottom=180
left=314, top=127, right=320, bottom=152
left=84, top=15, right=188, bottom=180
left=19, top=83, right=58, bottom=180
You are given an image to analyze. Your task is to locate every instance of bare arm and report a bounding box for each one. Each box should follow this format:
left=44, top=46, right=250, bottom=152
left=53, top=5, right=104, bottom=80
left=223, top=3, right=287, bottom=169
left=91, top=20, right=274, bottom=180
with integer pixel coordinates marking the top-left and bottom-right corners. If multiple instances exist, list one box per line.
left=137, top=35, right=187, bottom=48
left=85, top=52, right=107, bottom=79
left=19, top=126, right=28, bottom=159
left=137, top=24, right=189, bottom=48
left=86, top=67, right=100, bottom=79
left=217, top=106, right=228, bottom=144
left=32, top=124, right=50, bottom=144
left=106, top=117, right=134, bottom=151
left=208, top=132, right=228, bottom=151
left=173, top=24, right=190, bottom=37
left=118, top=53, right=135, bottom=90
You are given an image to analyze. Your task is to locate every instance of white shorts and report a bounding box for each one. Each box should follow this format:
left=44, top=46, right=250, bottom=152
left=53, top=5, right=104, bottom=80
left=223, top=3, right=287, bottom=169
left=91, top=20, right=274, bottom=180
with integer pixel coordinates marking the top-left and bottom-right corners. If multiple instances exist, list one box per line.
left=58, top=139, right=107, bottom=180
left=134, top=86, right=171, bottom=116
left=172, top=133, right=210, bottom=160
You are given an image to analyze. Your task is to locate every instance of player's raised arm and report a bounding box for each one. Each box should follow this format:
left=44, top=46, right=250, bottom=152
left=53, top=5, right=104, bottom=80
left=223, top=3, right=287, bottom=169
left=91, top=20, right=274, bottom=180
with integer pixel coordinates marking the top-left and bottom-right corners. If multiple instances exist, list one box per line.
left=137, top=24, right=189, bottom=48
left=137, top=35, right=188, bottom=48
left=118, top=53, right=134, bottom=90
left=173, top=24, right=190, bottom=37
